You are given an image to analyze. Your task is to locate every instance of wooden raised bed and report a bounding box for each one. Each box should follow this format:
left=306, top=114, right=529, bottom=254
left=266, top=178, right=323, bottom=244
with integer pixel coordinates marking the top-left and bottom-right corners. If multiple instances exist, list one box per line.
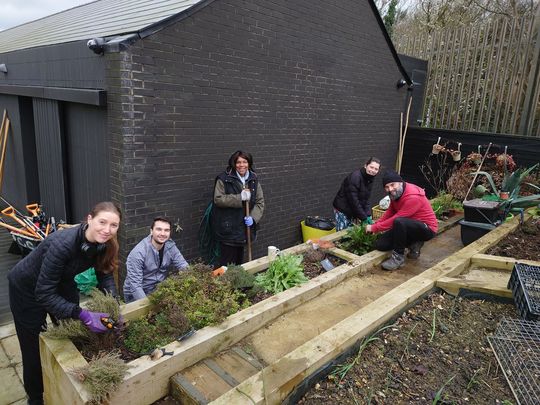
left=210, top=215, right=529, bottom=404
left=40, top=234, right=383, bottom=404
left=39, top=215, right=463, bottom=404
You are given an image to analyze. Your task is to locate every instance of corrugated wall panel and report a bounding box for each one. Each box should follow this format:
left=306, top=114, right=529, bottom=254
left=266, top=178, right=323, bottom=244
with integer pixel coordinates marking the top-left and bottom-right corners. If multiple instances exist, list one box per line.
left=64, top=103, right=110, bottom=222
left=32, top=98, right=68, bottom=220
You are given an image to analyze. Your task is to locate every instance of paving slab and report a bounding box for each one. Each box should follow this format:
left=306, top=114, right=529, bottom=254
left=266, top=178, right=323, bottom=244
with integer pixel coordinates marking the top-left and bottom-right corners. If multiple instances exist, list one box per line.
left=0, top=366, right=26, bottom=405
left=0, top=344, right=9, bottom=368
left=0, top=335, right=21, bottom=365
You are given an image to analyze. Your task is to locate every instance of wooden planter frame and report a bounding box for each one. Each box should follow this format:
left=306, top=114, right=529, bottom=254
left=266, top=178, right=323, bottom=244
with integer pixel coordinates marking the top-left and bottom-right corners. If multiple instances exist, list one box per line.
left=40, top=215, right=509, bottom=404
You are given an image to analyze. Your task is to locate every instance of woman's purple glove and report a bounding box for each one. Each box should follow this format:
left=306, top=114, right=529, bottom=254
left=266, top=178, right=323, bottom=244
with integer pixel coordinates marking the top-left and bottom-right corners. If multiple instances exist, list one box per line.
left=78, top=310, right=110, bottom=333
left=244, top=216, right=254, bottom=226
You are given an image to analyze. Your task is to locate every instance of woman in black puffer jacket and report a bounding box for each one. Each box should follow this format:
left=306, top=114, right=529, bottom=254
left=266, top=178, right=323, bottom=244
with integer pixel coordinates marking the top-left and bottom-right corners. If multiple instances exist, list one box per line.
left=333, top=157, right=381, bottom=231
left=7, top=201, right=121, bottom=405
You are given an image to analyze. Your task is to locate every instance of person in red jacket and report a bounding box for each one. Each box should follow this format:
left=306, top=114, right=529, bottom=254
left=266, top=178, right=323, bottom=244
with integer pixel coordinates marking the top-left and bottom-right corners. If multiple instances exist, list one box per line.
left=366, top=171, right=437, bottom=270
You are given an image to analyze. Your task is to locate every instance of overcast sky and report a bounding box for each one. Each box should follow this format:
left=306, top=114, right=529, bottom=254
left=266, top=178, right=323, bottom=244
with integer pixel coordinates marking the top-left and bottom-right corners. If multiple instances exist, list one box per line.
left=0, top=1, right=92, bottom=31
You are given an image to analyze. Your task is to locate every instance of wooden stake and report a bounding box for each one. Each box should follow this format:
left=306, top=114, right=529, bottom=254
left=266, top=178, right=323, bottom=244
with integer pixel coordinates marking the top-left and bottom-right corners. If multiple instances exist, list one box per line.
left=0, top=111, right=7, bottom=193
left=244, top=200, right=252, bottom=262
left=0, top=116, right=10, bottom=193
left=398, top=96, right=413, bottom=175
left=396, top=112, right=403, bottom=171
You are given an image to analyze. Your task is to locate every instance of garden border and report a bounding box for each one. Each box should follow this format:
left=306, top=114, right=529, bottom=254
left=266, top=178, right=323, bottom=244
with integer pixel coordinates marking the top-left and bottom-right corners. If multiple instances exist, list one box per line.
left=39, top=215, right=461, bottom=404
left=210, top=215, right=528, bottom=404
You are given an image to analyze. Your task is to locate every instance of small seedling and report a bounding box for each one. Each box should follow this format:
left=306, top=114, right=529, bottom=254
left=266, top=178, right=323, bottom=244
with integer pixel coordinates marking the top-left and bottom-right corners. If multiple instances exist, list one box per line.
left=401, top=323, right=418, bottom=361
left=331, top=324, right=395, bottom=384
left=466, top=368, right=481, bottom=391
left=432, top=374, right=456, bottom=404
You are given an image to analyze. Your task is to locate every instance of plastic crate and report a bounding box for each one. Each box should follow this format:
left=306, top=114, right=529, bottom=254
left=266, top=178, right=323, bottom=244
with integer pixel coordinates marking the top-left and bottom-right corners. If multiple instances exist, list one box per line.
left=507, top=263, right=540, bottom=321
left=372, top=205, right=386, bottom=220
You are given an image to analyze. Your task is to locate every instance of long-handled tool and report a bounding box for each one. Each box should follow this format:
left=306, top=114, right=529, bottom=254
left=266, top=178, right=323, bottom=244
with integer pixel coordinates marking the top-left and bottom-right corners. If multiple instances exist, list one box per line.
left=244, top=197, right=252, bottom=262
left=1, top=206, right=42, bottom=239
left=464, top=142, right=493, bottom=201
left=0, top=111, right=9, bottom=193
left=0, top=218, right=40, bottom=237
left=0, top=197, right=46, bottom=238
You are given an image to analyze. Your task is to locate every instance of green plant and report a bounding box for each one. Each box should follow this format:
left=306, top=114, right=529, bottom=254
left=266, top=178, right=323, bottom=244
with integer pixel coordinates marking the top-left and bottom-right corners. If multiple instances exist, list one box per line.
left=221, top=264, right=262, bottom=299
left=331, top=324, right=395, bottom=384
left=472, top=163, right=540, bottom=209
left=401, top=323, right=418, bottom=361
left=149, top=268, right=247, bottom=330
left=255, top=254, right=308, bottom=294
left=339, top=224, right=378, bottom=255
left=123, top=315, right=178, bottom=354
left=432, top=374, right=456, bottom=404
left=466, top=368, right=481, bottom=391
left=71, top=350, right=129, bottom=405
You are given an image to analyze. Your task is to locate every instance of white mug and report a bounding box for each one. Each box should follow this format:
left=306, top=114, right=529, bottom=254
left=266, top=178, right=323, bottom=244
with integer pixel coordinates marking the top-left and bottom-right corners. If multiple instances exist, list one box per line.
left=268, top=246, right=280, bottom=261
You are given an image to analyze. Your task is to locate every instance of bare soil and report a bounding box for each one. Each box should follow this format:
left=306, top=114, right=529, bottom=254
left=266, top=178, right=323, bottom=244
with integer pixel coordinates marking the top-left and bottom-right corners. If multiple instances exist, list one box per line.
left=486, top=219, right=540, bottom=261
left=299, top=292, right=517, bottom=405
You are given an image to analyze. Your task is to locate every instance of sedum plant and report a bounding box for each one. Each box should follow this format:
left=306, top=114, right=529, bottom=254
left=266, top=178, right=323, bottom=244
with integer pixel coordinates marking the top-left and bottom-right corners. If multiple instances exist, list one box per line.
left=255, top=254, right=308, bottom=294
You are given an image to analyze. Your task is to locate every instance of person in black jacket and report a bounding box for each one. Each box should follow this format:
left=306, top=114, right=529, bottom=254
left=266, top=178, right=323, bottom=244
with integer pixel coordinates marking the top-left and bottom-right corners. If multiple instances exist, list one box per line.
left=333, top=157, right=381, bottom=231
left=212, top=150, right=265, bottom=266
left=7, top=201, right=122, bottom=405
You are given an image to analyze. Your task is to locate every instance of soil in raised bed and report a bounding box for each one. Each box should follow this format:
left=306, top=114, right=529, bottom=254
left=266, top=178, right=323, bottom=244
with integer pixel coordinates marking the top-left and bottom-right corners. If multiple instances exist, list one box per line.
left=299, top=292, right=517, bottom=405
left=486, top=219, right=540, bottom=261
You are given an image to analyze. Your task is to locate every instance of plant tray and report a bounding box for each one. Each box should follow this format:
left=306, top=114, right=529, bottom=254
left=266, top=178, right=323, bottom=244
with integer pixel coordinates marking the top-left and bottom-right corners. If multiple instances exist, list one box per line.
left=507, top=263, right=540, bottom=321
left=372, top=205, right=385, bottom=220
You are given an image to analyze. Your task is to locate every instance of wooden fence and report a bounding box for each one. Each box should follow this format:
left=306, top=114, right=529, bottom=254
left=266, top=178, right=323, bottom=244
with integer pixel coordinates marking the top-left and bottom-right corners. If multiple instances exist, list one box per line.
left=394, top=10, right=540, bottom=137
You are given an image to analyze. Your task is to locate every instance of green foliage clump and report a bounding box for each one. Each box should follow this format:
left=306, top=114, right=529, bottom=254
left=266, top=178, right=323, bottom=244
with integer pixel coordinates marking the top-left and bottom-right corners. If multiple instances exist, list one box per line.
left=149, top=268, right=247, bottom=330
left=71, top=350, right=129, bottom=404
left=339, top=224, right=378, bottom=255
left=123, top=314, right=180, bottom=354
left=221, top=264, right=262, bottom=299
left=255, top=254, right=308, bottom=294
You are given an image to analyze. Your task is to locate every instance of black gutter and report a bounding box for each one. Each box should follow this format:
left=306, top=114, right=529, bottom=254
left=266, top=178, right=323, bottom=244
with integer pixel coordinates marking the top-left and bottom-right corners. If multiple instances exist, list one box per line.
left=367, top=0, right=412, bottom=85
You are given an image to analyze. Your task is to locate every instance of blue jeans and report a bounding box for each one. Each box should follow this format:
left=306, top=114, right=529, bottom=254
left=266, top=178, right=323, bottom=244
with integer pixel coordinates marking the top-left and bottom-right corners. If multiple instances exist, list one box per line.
left=334, top=209, right=353, bottom=231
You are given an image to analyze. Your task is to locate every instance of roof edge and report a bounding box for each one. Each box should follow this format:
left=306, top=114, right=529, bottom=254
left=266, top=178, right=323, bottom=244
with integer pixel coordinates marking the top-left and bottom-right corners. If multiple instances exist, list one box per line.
left=139, top=0, right=217, bottom=41
left=367, top=0, right=411, bottom=85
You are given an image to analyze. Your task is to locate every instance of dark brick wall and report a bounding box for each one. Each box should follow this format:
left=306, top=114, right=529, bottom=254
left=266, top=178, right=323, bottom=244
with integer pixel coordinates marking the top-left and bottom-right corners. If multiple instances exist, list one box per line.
left=108, top=0, right=407, bottom=271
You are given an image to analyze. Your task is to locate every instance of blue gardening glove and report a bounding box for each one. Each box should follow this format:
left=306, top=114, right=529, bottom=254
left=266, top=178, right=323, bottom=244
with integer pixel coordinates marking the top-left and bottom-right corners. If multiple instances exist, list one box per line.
left=79, top=310, right=110, bottom=333
left=244, top=216, right=254, bottom=226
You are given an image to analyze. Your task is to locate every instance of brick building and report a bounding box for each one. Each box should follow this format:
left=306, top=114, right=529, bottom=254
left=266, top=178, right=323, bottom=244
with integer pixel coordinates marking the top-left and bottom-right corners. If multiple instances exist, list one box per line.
left=0, top=0, right=413, bottom=273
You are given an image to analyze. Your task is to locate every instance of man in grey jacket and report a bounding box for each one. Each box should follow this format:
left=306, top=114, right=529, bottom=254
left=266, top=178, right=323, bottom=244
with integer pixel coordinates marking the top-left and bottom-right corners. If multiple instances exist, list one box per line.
left=123, top=217, right=188, bottom=303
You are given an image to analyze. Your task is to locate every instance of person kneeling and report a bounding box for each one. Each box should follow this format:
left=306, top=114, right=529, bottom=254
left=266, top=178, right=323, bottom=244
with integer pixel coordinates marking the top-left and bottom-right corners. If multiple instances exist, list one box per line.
left=365, top=171, right=438, bottom=271
left=123, top=217, right=188, bottom=302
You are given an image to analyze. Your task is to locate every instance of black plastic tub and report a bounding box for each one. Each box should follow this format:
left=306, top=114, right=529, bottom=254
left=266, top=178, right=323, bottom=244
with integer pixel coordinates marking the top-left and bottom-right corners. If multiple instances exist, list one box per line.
left=463, top=199, right=501, bottom=224
left=459, top=219, right=496, bottom=245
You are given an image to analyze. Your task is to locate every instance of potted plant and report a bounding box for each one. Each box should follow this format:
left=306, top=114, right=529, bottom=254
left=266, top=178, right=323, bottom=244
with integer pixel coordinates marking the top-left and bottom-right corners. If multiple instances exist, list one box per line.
left=471, top=163, right=540, bottom=210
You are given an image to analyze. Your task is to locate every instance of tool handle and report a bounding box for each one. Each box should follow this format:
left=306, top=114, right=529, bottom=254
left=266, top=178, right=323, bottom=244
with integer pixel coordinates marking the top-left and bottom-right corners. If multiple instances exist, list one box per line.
left=244, top=199, right=252, bottom=262
left=26, top=203, right=39, bottom=216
